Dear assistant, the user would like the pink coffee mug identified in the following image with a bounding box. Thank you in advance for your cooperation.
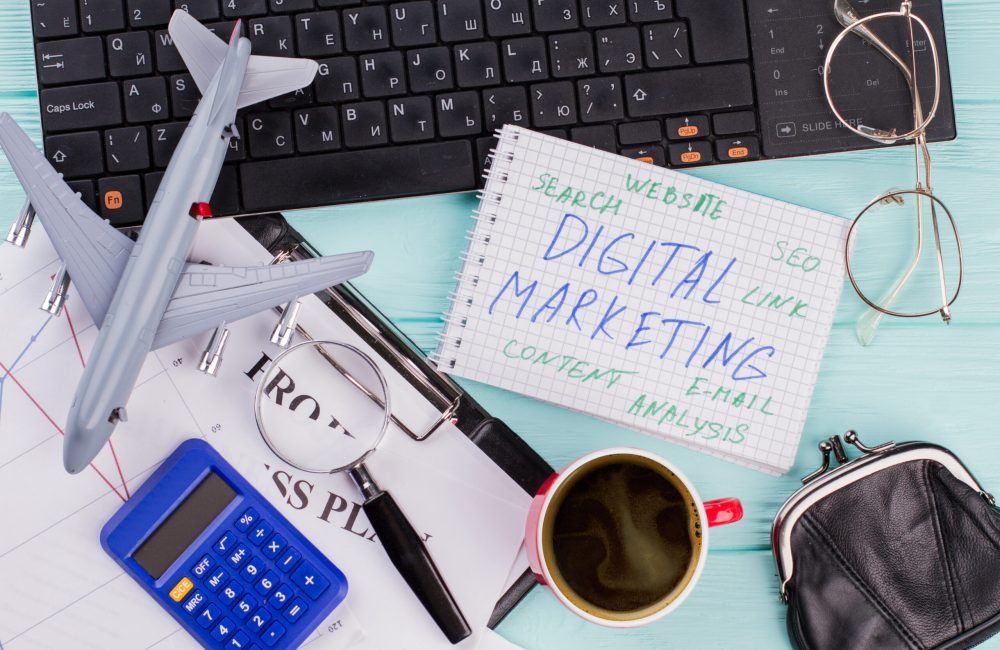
[525,447,742,627]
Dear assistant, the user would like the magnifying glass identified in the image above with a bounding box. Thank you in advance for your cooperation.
[254,340,471,644]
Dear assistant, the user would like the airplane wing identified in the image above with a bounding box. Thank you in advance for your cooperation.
[151,251,374,350]
[0,114,133,328]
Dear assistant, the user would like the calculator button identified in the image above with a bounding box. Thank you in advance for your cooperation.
[197,602,222,628]
[191,554,214,578]
[262,534,286,559]
[255,571,279,596]
[276,547,301,574]
[268,584,293,611]
[241,557,266,582]
[249,521,274,546]
[283,597,308,623]
[248,608,272,633]
[227,630,252,649]
[235,508,260,532]
[182,590,206,615]
[228,544,250,569]
[169,577,194,602]
[220,580,243,606]
[215,530,237,555]
[206,567,230,592]
[211,617,235,642]
[233,594,259,621]
[260,621,287,647]
[292,562,330,599]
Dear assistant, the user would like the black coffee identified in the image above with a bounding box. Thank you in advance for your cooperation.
[551,461,697,612]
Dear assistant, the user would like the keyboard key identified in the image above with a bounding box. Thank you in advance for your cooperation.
[232,594,258,621]
[269,86,314,109]
[220,580,243,606]
[224,0,268,17]
[143,171,163,208]
[39,82,121,132]
[475,135,496,177]
[169,74,199,118]
[107,32,153,77]
[206,567,230,592]
[67,179,98,211]
[483,86,528,130]
[437,1,483,42]
[239,141,475,211]
[342,101,388,147]
[296,11,342,56]
[255,570,279,596]
[182,590,206,615]
[248,113,295,158]
[268,583,294,611]
[227,630,252,650]
[532,0,577,32]
[276,547,302,573]
[716,136,760,161]
[643,22,689,68]
[248,608,272,633]
[666,115,709,140]
[343,6,390,51]
[625,63,753,117]
[389,1,437,48]
[531,81,576,127]
[211,617,235,642]
[123,77,169,123]
[570,125,615,153]
[235,508,259,532]
[628,0,672,22]
[260,621,287,647]
[241,557,266,582]
[387,96,435,141]
[32,0,78,39]
[169,577,194,603]
[501,37,547,83]
[128,0,174,27]
[360,52,407,96]
[617,119,661,144]
[621,144,665,165]
[315,57,360,103]
[173,1,219,21]
[191,554,214,579]
[548,32,594,78]
[105,126,149,173]
[154,29,185,72]
[291,562,330,599]
[455,42,500,88]
[675,0,749,64]
[262,534,287,560]
[436,91,482,137]
[45,131,104,178]
[713,110,756,135]
[197,602,222,629]
[295,107,341,152]
[80,0,125,33]
[215,531,237,556]
[596,27,642,73]
[577,76,623,122]
[408,47,453,93]
[668,140,712,166]
[37,37,105,85]
[271,0,313,12]
[282,597,308,623]
[485,0,530,37]
[581,0,626,27]
[248,16,295,57]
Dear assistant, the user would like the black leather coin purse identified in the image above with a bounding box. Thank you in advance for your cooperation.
[772,431,1000,650]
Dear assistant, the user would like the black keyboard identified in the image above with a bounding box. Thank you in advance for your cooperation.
[29,0,956,226]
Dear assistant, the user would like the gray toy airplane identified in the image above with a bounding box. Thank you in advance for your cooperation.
[0,11,373,474]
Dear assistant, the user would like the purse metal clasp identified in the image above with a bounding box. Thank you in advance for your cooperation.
[801,430,896,484]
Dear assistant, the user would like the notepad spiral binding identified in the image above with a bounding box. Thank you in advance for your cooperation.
[432,128,520,369]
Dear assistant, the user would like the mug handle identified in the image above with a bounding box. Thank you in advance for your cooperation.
[704,498,743,527]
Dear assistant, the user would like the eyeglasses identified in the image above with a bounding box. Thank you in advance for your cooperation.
[823,0,962,345]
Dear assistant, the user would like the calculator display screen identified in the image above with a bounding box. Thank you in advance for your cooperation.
[133,471,236,580]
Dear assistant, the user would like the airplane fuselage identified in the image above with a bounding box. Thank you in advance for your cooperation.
[62,37,252,474]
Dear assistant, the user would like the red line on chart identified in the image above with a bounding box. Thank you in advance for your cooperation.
[65,307,130,499]
[0,360,127,503]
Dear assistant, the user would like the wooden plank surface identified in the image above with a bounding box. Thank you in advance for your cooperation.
[0,1,998,648]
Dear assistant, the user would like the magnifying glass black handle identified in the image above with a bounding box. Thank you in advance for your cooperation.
[363,490,472,644]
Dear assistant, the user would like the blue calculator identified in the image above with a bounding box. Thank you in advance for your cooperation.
[102,439,348,649]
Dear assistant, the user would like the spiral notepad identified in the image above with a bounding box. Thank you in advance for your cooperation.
[435,126,849,474]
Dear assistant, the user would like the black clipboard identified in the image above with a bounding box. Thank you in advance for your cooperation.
[239,214,552,628]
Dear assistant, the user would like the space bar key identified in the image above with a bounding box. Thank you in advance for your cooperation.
[239,141,476,212]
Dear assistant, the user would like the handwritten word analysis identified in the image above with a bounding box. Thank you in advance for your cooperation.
[627,393,749,443]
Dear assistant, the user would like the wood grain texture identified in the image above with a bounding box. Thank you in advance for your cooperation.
[0,1,997,648]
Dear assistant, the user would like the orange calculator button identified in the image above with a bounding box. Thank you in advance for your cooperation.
[677,125,699,138]
[680,151,702,164]
[728,146,750,159]
[169,577,194,602]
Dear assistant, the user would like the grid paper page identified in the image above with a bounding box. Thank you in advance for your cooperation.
[436,126,849,474]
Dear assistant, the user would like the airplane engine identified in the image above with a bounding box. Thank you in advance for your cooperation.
[5,198,35,247]
[41,263,70,315]
[198,324,230,376]
[270,300,301,348]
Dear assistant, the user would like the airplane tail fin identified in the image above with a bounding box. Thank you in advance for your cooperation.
[168,10,318,110]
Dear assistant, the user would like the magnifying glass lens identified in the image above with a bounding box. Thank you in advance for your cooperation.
[255,341,391,474]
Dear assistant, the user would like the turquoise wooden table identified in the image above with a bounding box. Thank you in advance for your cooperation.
[1,2,998,648]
